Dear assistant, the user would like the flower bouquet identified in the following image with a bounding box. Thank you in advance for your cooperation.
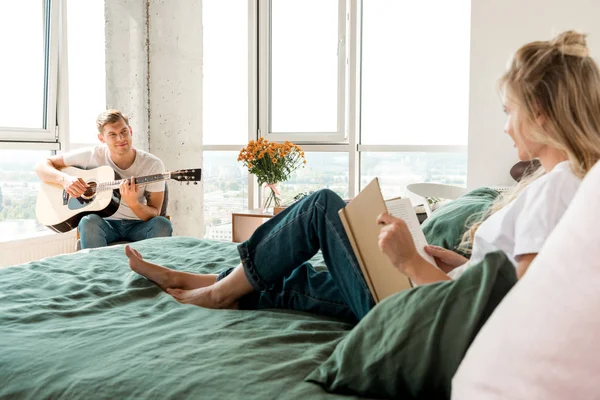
[238,138,306,210]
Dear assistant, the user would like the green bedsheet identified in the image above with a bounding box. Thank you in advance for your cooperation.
[0,237,372,399]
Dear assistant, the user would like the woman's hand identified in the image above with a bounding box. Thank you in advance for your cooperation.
[376,212,422,275]
[423,245,468,273]
[377,213,452,285]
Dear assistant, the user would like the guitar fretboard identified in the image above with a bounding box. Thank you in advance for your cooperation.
[98,173,171,191]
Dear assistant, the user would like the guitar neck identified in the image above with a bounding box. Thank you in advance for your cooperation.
[99,173,171,191]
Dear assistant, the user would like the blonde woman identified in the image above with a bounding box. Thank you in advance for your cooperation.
[126,30,600,322]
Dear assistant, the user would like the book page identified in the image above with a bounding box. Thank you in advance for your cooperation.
[385,198,437,266]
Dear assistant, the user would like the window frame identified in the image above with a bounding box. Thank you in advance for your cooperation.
[0,0,60,144]
[258,0,349,143]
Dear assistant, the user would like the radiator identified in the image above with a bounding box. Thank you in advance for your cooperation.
[0,230,77,268]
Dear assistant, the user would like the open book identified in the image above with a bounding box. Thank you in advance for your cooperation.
[338,178,437,303]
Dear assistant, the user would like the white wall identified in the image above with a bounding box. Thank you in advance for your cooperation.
[468,0,600,188]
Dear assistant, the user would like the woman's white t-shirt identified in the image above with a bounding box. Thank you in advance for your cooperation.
[449,161,580,278]
[63,145,166,220]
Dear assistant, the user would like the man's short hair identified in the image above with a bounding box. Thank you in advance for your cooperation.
[96,109,130,134]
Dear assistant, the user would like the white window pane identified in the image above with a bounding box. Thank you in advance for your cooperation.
[203,151,249,241]
[361,152,467,199]
[277,152,349,203]
[0,1,45,129]
[361,1,471,145]
[67,0,106,144]
[0,150,53,241]
[203,0,248,145]
[271,0,338,132]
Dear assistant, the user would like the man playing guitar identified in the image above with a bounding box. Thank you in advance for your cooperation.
[35,109,172,249]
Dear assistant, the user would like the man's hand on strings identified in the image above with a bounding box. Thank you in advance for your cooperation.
[62,176,89,198]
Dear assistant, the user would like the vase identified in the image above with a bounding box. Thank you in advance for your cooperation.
[262,182,282,212]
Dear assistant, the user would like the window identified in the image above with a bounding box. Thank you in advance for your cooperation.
[204,1,471,241]
[279,152,349,202]
[0,150,53,241]
[0,1,60,243]
[203,152,248,241]
[203,1,248,146]
[0,1,106,243]
[361,152,467,199]
[67,0,106,146]
[0,0,58,142]
[260,0,348,142]
[202,0,251,240]
[360,0,471,146]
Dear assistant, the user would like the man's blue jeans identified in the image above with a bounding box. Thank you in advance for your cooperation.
[78,214,173,249]
[218,189,376,322]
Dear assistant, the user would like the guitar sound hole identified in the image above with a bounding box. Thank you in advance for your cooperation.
[81,182,97,200]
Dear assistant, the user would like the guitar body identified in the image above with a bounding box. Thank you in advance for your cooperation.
[36,166,121,233]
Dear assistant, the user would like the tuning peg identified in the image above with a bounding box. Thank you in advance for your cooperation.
[187,182,190,185]
[194,182,198,185]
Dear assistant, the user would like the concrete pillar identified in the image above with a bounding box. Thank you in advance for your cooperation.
[148,0,203,237]
[105,0,150,151]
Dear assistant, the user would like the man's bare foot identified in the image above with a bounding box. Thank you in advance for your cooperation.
[125,245,218,291]
[166,285,238,309]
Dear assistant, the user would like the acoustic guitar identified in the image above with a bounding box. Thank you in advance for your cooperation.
[36,166,202,233]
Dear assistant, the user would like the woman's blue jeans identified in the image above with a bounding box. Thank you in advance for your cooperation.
[217,189,376,322]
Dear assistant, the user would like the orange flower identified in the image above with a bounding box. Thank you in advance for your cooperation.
[238,139,306,186]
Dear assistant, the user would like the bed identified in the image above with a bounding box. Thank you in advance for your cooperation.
[0,236,372,399]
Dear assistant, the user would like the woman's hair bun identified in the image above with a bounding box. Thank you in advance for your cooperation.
[551,30,589,57]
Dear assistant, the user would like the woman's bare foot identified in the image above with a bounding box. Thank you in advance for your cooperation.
[125,245,218,290]
[166,285,238,309]
[125,245,172,289]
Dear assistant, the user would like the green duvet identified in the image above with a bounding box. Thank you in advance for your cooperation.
[0,237,372,400]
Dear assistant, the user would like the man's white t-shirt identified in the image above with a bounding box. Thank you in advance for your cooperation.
[449,161,580,278]
[63,145,166,220]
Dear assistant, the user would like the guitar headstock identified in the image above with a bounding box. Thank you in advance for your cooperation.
[171,168,202,183]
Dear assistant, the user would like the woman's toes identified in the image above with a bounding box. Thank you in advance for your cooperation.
[124,245,134,258]
[125,245,143,260]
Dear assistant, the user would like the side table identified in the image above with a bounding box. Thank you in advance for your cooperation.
[231,209,274,243]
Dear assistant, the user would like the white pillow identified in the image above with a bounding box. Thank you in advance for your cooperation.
[452,161,600,400]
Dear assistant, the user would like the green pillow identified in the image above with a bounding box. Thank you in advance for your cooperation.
[306,251,517,399]
[422,187,500,257]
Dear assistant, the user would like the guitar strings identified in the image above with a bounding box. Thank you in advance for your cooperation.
[83,182,155,194]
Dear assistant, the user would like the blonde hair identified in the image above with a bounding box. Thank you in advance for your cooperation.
[459,30,600,253]
[96,109,130,134]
